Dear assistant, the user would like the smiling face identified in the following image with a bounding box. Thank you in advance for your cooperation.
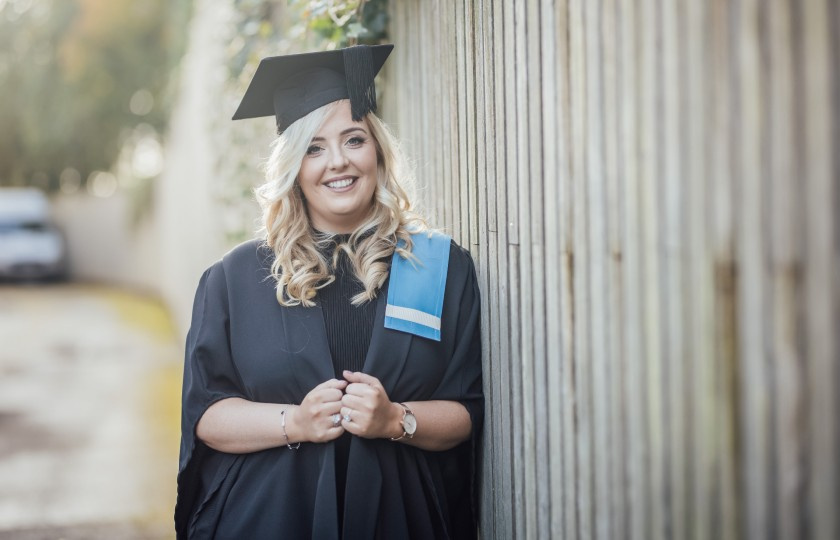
[297,100,379,234]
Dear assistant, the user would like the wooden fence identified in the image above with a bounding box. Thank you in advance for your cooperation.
[382,1,839,538]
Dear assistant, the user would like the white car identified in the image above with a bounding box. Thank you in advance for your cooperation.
[0,188,68,280]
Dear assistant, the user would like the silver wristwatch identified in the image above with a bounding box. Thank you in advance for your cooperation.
[390,402,417,440]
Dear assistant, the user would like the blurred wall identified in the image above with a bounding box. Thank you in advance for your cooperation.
[52,192,160,292]
[154,0,236,338]
[385,1,840,539]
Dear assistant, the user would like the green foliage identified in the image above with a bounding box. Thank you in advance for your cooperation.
[289,0,388,47]
[0,0,191,191]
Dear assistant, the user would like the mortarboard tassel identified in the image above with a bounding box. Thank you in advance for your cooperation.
[343,45,377,121]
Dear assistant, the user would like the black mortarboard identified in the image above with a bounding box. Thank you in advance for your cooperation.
[232,44,394,134]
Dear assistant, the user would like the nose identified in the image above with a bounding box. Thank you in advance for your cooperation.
[328,147,349,170]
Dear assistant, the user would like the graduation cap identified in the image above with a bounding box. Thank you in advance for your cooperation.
[232,44,394,134]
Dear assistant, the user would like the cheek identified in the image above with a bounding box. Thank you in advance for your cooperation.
[297,162,320,193]
[360,149,379,179]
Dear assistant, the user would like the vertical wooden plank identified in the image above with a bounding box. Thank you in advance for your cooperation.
[440,0,451,226]
[763,1,804,539]
[405,1,422,207]
[446,1,459,233]
[397,2,414,211]
[431,0,443,227]
[658,0,687,537]
[568,0,593,538]
[453,0,467,242]
[583,0,612,538]
[680,1,714,538]
[464,0,478,251]
[429,0,446,226]
[474,0,497,538]
[734,1,771,537]
[554,1,579,539]
[830,4,840,540]
[512,0,538,537]
[616,1,648,538]
[503,0,519,249]
[601,0,628,538]
[421,0,431,214]
[522,1,551,539]
[489,1,515,537]
[540,0,565,537]
[500,0,525,536]
[380,0,397,121]
[403,2,417,209]
[706,1,740,537]
[800,1,838,538]
[507,241,525,540]
[638,0,666,536]
[471,0,494,537]
[458,0,470,246]
[477,0,496,238]
[417,1,430,214]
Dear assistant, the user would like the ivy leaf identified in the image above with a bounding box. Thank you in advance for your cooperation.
[346,22,368,38]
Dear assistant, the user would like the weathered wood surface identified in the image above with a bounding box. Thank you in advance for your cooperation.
[383,1,839,538]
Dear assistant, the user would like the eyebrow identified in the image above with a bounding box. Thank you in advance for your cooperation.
[310,127,368,142]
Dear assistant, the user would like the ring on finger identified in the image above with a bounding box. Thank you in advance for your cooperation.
[343,410,352,423]
[331,413,341,427]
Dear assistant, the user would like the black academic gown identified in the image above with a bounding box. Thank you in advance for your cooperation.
[175,239,483,540]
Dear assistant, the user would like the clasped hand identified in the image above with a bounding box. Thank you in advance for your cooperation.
[293,370,399,443]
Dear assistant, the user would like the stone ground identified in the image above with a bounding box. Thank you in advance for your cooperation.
[0,284,182,539]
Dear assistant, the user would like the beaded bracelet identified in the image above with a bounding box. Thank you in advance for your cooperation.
[280,409,300,450]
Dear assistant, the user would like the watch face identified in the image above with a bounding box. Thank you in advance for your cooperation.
[403,413,417,435]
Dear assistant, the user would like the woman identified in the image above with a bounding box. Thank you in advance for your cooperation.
[175,44,483,539]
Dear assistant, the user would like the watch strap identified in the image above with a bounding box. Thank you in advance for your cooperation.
[390,402,415,441]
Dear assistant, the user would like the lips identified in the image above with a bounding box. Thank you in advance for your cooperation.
[324,176,357,190]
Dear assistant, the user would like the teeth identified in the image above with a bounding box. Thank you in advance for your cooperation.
[326,178,354,189]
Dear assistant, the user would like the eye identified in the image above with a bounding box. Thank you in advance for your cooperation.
[346,136,366,147]
[306,144,323,156]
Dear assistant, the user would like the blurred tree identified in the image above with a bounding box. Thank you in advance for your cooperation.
[0,0,191,191]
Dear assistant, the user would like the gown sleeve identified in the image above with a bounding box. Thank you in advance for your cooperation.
[175,261,248,538]
[434,244,484,536]
[435,243,483,430]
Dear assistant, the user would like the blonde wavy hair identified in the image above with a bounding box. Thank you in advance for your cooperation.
[254,100,428,307]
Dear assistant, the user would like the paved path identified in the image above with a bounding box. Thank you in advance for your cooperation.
[0,284,181,539]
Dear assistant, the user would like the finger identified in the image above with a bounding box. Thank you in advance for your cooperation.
[327,411,344,428]
[344,382,377,398]
[340,406,363,423]
[343,406,374,423]
[341,407,375,438]
[315,388,346,403]
[341,416,360,436]
[319,402,344,417]
[342,370,382,388]
[318,425,346,442]
[340,394,368,411]
[311,379,337,391]
[313,378,349,391]
[340,407,362,426]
